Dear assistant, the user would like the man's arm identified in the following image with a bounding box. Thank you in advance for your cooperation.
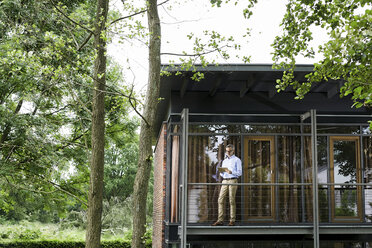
[234,158,242,177]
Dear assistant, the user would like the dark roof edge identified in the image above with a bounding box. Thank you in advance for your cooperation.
[161,63,315,72]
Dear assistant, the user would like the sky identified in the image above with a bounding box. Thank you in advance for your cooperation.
[107,0,328,95]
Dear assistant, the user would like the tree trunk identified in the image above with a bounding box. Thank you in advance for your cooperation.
[131,0,161,247]
[85,0,109,247]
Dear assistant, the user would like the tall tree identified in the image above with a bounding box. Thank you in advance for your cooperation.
[85,0,109,247]
[0,0,95,214]
[132,0,161,247]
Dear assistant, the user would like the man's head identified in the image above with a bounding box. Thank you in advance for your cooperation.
[225,144,235,157]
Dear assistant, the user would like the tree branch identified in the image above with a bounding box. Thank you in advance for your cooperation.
[67,81,92,116]
[4,176,58,195]
[44,178,88,207]
[128,85,150,127]
[109,0,170,26]
[77,33,93,51]
[161,45,230,57]
[50,0,94,34]
[0,99,23,145]
[69,78,149,125]
[4,174,88,207]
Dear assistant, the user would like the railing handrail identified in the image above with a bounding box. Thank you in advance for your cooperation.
[188,182,372,186]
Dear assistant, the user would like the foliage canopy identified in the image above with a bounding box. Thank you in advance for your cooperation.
[272,0,371,112]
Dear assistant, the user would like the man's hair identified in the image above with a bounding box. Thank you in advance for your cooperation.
[226,144,235,151]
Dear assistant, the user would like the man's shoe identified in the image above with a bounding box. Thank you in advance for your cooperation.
[211,221,223,226]
[228,221,235,226]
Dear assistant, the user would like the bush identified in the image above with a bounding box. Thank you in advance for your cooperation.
[123,227,152,247]
[0,240,152,248]
[0,232,10,239]
[17,229,41,240]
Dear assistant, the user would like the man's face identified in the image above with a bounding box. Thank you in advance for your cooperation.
[225,148,233,157]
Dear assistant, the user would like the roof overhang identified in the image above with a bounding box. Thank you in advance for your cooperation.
[155,64,371,137]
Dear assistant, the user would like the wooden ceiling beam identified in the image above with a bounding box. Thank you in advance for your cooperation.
[180,77,188,98]
[209,77,223,97]
[240,74,255,98]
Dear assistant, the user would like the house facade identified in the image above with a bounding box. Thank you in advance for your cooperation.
[152,64,372,248]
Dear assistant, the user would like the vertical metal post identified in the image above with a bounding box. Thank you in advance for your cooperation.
[165,124,172,246]
[311,109,319,248]
[300,120,305,223]
[180,108,189,248]
[275,135,279,222]
[360,128,366,221]
[240,134,245,221]
[326,136,331,222]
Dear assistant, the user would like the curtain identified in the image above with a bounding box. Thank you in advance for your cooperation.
[278,136,301,223]
[304,136,313,222]
[170,135,179,223]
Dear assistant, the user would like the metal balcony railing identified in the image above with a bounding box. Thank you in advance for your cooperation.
[184,182,372,225]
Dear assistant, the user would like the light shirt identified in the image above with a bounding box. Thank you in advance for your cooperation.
[220,154,242,179]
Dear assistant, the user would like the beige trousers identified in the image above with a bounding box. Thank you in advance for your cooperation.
[217,179,238,222]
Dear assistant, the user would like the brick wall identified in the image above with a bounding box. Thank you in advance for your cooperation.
[152,124,167,248]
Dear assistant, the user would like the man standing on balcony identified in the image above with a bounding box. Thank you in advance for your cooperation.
[212,144,242,226]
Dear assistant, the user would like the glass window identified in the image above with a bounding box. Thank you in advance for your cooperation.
[330,136,362,221]
[303,137,313,222]
[277,136,302,223]
[317,126,360,134]
[363,137,372,222]
[362,126,371,135]
[187,135,241,223]
[304,125,361,134]
[243,136,275,220]
[170,135,180,223]
[317,136,330,222]
[242,125,300,134]
[171,124,181,134]
[189,124,241,133]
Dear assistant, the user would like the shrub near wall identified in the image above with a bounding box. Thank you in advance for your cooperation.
[0,240,152,248]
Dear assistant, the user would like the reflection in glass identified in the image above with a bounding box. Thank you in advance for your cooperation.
[318,185,329,223]
[363,137,372,222]
[331,137,361,220]
[242,125,300,134]
[189,124,241,133]
[304,125,361,134]
[304,137,313,221]
[317,136,329,222]
[362,126,371,135]
[322,242,366,248]
[317,126,360,134]
[317,136,328,184]
[278,136,301,222]
[244,137,274,219]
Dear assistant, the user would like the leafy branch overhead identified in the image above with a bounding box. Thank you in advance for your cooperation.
[162,29,250,81]
[271,0,371,110]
